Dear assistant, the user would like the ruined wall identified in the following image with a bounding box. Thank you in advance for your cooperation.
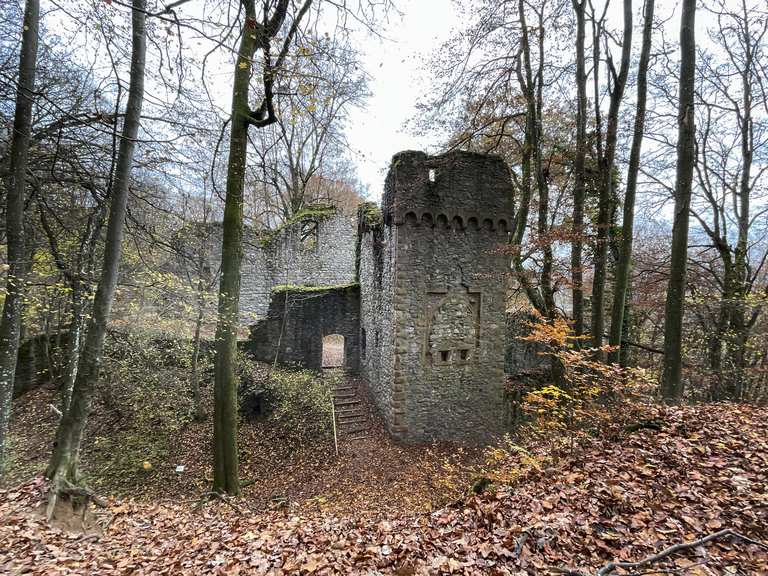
[366,150,514,443]
[179,208,357,323]
[262,211,357,290]
[505,311,550,376]
[357,205,396,428]
[246,285,360,371]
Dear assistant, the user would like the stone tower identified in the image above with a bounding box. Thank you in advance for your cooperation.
[359,150,513,442]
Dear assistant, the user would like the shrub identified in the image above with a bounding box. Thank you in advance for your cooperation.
[87,330,212,491]
[519,312,655,445]
[238,353,333,442]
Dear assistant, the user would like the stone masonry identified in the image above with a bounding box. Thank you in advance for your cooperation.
[358,150,513,442]
[181,207,357,322]
[227,150,541,443]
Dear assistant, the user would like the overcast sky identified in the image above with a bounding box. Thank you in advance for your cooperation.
[344,1,461,200]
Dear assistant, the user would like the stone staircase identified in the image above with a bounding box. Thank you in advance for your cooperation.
[330,375,371,441]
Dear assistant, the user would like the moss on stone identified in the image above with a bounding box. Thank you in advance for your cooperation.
[271,282,359,295]
[260,204,338,246]
[358,202,383,229]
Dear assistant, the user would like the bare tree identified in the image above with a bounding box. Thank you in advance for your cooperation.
[571,0,587,336]
[661,0,697,400]
[608,0,655,364]
[250,32,367,224]
[46,0,147,502]
[685,0,768,398]
[0,0,39,476]
[590,0,632,352]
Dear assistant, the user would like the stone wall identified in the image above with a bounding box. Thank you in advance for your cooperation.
[180,207,358,323]
[246,285,360,371]
[505,311,550,376]
[364,150,514,443]
[357,205,396,428]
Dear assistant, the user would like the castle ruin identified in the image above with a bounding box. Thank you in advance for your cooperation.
[209,150,537,442]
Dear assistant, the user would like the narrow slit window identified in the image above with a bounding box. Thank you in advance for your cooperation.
[440,350,450,363]
[459,349,469,361]
[300,220,318,250]
[428,168,436,183]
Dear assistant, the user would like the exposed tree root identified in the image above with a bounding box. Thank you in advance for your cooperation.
[46,473,107,523]
[192,490,245,515]
[557,528,768,576]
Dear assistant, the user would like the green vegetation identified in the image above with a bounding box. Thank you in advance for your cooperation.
[271,282,359,294]
[259,204,338,247]
[87,331,213,494]
[358,201,383,229]
[238,353,333,442]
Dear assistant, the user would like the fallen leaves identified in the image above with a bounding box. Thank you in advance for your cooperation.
[1,404,767,575]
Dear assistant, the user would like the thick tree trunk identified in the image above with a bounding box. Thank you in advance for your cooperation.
[591,0,632,352]
[571,0,587,336]
[609,0,655,363]
[46,0,146,487]
[661,0,696,400]
[212,0,307,496]
[212,1,263,497]
[0,0,39,476]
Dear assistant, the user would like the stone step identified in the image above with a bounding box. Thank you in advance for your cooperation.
[336,405,363,412]
[337,411,364,420]
[339,421,367,429]
[333,386,356,392]
[333,399,361,407]
[333,392,357,399]
[349,435,369,441]
[338,415,366,423]
[341,426,369,434]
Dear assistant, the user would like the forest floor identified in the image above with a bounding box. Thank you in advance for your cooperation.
[2,389,767,574]
[3,373,488,516]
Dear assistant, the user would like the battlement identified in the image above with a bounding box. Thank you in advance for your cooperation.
[382,150,514,227]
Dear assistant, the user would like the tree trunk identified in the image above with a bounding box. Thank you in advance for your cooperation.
[661,0,696,400]
[591,0,632,352]
[0,0,39,477]
[511,0,548,317]
[191,272,207,422]
[534,13,555,318]
[212,0,308,496]
[46,0,146,489]
[60,289,85,412]
[571,0,587,336]
[212,1,263,497]
[609,0,655,363]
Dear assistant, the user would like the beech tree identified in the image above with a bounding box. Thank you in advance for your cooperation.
[589,0,632,351]
[608,0,655,364]
[46,0,147,503]
[0,0,39,476]
[661,0,697,400]
[570,0,587,336]
[213,0,314,496]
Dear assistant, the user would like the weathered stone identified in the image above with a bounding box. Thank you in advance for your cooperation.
[359,150,514,443]
[191,153,548,443]
[246,285,360,372]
